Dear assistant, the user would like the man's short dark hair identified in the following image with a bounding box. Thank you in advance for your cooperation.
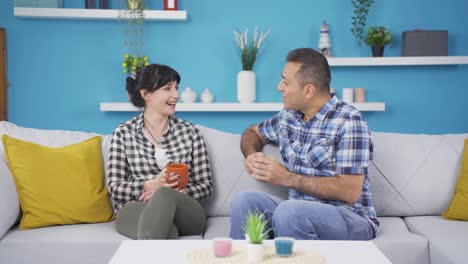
[286,48,331,93]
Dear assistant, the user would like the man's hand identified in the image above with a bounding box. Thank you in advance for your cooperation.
[244,152,266,175]
[250,155,291,187]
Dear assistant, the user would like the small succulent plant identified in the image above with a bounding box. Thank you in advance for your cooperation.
[242,211,272,244]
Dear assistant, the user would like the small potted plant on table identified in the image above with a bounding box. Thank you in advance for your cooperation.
[242,211,272,263]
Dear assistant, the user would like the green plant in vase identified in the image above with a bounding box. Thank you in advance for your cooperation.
[351,0,374,47]
[242,211,272,244]
[242,211,272,262]
[122,54,149,74]
[127,0,144,10]
[233,27,271,71]
[119,0,149,74]
[364,26,392,57]
[233,27,270,104]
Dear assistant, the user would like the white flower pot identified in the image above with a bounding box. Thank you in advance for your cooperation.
[237,71,256,104]
[247,243,264,263]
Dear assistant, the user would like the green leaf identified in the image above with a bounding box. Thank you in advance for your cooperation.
[350,0,374,46]
[242,211,271,244]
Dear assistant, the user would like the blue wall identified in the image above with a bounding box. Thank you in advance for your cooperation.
[1,0,467,135]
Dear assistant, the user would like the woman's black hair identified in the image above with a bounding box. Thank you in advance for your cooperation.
[126,64,181,107]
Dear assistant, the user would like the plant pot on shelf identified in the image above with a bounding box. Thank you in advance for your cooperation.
[237,71,256,104]
[371,46,385,57]
[127,0,143,10]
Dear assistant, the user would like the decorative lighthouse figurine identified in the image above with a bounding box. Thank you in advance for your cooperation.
[318,21,332,57]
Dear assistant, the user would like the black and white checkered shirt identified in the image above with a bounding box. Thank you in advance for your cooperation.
[106,113,213,212]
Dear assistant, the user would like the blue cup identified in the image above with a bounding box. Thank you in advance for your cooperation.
[274,237,295,257]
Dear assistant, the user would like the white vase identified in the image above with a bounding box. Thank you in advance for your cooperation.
[200,88,214,103]
[181,86,196,103]
[237,71,256,104]
[247,243,264,263]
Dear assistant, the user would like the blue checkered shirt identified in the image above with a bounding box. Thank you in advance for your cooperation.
[258,95,379,229]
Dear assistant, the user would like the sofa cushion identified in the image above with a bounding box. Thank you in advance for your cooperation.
[405,216,468,264]
[0,222,126,264]
[3,135,115,230]
[0,121,115,206]
[369,132,468,216]
[373,217,429,264]
[197,125,288,217]
[196,125,244,217]
[443,138,468,221]
[0,221,201,264]
[0,121,107,164]
[0,121,113,238]
[0,159,20,239]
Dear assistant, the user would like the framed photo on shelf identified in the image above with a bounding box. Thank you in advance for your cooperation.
[164,0,178,10]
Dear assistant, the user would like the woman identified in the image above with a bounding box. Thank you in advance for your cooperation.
[106,64,213,239]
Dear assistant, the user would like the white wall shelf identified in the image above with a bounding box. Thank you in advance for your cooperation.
[14,7,187,21]
[100,102,386,112]
[327,56,468,66]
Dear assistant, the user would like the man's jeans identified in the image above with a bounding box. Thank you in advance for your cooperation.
[230,191,375,240]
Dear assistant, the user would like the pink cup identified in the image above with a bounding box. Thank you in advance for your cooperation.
[213,237,232,258]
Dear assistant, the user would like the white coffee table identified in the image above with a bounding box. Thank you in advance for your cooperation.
[109,240,391,264]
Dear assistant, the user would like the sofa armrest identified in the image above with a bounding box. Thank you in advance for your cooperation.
[0,159,20,240]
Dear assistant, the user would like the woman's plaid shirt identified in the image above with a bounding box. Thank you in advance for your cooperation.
[106,113,213,212]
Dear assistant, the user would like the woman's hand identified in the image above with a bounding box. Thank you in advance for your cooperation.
[139,190,155,202]
[140,185,186,202]
[141,168,179,201]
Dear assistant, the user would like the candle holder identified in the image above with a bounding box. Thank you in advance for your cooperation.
[354,88,366,102]
[342,88,354,103]
[274,237,295,257]
[213,237,232,258]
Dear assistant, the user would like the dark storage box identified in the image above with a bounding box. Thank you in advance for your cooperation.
[401,30,448,56]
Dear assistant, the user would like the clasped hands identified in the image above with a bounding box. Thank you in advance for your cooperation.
[140,168,186,202]
[245,152,291,186]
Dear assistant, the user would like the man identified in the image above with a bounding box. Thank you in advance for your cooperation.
[230,48,379,240]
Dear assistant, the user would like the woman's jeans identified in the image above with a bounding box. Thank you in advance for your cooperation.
[230,190,375,240]
[116,187,205,239]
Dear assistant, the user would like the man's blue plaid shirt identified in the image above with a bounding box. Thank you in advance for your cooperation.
[258,95,379,229]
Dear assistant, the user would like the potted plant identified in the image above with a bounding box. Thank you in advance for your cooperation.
[351,0,374,47]
[122,54,149,75]
[233,27,271,104]
[364,26,392,57]
[242,211,272,263]
[119,0,149,75]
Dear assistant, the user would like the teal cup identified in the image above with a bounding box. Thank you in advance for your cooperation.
[274,237,295,257]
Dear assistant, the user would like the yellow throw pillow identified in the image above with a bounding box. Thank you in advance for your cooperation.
[2,135,115,230]
[443,138,468,221]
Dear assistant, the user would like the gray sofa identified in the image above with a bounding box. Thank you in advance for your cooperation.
[0,121,467,264]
